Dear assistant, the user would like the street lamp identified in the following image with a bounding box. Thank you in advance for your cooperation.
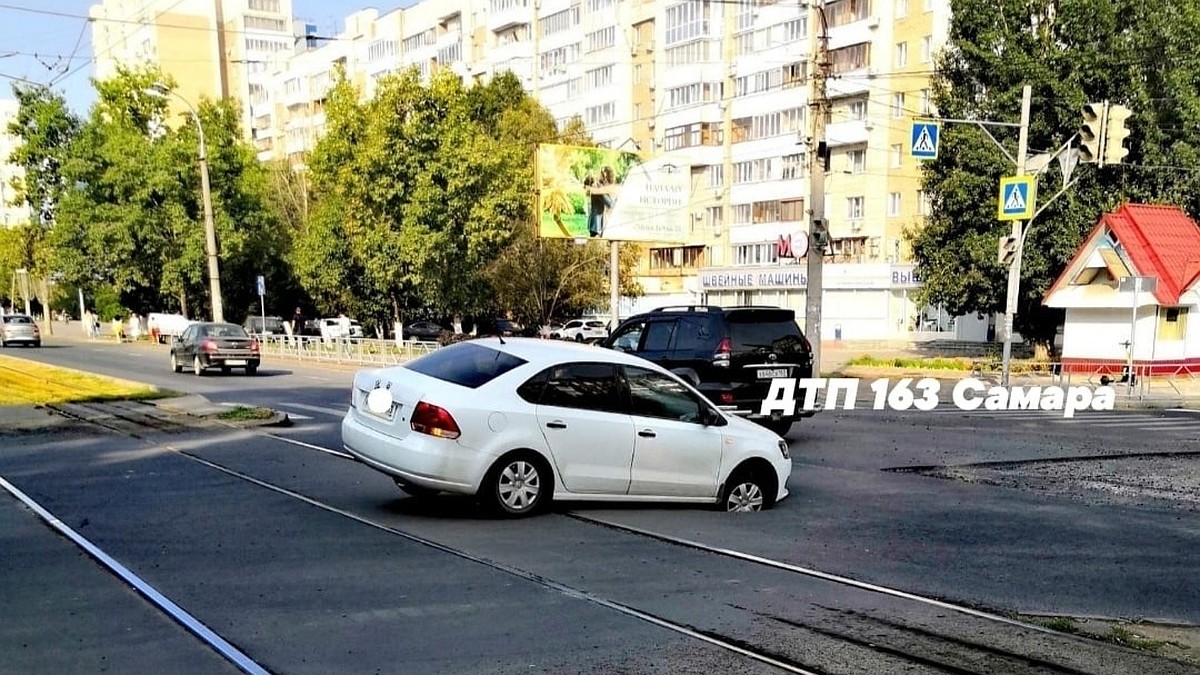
[144,83,224,323]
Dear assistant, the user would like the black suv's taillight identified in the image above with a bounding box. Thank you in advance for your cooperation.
[713,336,731,367]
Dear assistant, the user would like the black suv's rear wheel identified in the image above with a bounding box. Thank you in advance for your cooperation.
[760,419,793,437]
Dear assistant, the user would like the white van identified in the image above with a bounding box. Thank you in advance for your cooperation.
[148,313,197,343]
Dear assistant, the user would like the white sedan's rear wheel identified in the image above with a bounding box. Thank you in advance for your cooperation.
[482,454,552,517]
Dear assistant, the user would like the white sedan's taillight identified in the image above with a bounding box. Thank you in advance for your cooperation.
[410,401,461,439]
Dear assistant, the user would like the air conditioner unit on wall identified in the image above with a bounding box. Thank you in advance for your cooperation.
[867,16,880,28]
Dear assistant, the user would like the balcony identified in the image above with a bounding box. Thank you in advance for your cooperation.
[827,71,872,98]
[825,118,870,147]
[488,4,531,33]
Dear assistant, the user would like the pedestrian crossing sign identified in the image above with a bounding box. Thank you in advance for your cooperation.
[997,176,1036,221]
[910,121,940,159]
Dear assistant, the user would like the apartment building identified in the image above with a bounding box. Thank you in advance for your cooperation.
[129,0,975,339]
[0,100,32,228]
[89,0,294,139]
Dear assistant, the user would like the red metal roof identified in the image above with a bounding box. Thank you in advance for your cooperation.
[1044,203,1200,305]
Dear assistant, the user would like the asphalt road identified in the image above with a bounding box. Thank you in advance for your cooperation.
[2,337,1199,674]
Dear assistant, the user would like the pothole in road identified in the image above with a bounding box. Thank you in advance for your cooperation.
[891,453,1200,511]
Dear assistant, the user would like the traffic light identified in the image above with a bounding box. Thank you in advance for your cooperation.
[1079,102,1108,165]
[998,235,1018,266]
[810,218,829,252]
[1103,104,1132,165]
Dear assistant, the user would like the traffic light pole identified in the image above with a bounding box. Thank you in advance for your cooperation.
[1000,85,1032,387]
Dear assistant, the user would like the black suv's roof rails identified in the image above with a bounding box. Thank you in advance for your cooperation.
[650,305,724,313]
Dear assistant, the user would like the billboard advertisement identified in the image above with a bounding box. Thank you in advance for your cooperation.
[536,143,690,243]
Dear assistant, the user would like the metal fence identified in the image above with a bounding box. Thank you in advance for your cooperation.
[259,335,440,366]
[967,359,1200,401]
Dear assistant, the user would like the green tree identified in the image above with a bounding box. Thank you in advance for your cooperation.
[907,0,1200,352]
[299,68,576,332]
[6,83,81,227]
[50,65,284,320]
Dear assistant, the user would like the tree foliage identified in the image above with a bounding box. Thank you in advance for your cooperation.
[296,68,634,331]
[46,65,285,319]
[908,0,1200,347]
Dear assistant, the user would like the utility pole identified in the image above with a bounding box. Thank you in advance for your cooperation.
[1000,85,1032,386]
[719,0,735,283]
[805,6,831,375]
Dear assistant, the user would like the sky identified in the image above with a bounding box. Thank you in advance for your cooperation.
[0,0,419,115]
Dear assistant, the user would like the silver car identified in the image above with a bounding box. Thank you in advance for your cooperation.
[1,314,41,347]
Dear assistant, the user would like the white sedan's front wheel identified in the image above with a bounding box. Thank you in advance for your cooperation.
[722,471,767,512]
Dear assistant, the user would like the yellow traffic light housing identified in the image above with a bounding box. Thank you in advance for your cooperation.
[1103,104,1132,165]
[1079,102,1107,165]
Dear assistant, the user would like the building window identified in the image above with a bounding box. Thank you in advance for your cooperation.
[782,62,806,88]
[650,246,704,269]
[706,164,723,187]
[665,40,711,66]
[828,0,870,26]
[586,26,616,52]
[920,88,932,114]
[895,42,908,68]
[249,0,280,11]
[732,204,752,224]
[829,43,870,74]
[585,65,613,90]
[848,99,867,120]
[540,43,581,75]
[917,190,931,215]
[781,153,805,180]
[1158,307,1188,341]
[895,0,908,17]
[888,192,901,216]
[921,35,933,62]
[368,39,398,62]
[586,0,615,10]
[848,148,866,173]
[780,198,805,221]
[890,143,902,167]
[707,206,724,228]
[585,102,616,125]
[891,93,906,118]
[753,200,780,223]
[539,6,580,37]
[734,243,779,266]
[664,0,709,47]
[491,0,528,10]
[846,196,864,220]
[245,15,286,31]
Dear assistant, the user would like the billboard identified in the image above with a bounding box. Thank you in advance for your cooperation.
[536,143,690,243]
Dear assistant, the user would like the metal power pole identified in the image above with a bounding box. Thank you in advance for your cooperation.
[1000,85,1032,386]
[805,7,831,375]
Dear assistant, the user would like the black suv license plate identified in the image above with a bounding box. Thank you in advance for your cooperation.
[756,368,790,379]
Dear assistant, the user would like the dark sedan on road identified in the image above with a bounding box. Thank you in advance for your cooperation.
[0,314,41,347]
[402,320,448,341]
[170,322,261,376]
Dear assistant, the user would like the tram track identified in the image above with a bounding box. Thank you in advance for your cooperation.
[7,404,1194,675]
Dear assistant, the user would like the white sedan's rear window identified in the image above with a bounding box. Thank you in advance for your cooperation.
[405,341,527,388]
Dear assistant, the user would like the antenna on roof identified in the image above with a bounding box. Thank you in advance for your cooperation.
[497,334,506,345]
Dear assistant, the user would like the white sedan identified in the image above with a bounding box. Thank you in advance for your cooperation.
[341,338,792,517]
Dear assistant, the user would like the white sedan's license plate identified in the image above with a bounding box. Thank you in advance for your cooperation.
[226,359,247,366]
[757,368,789,379]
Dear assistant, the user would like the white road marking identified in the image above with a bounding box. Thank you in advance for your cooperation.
[277,402,348,418]
[0,476,271,675]
[260,433,353,459]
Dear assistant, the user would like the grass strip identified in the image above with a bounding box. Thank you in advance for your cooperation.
[0,354,165,407]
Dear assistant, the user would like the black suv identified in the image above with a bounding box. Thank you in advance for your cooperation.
[601,305,814,436]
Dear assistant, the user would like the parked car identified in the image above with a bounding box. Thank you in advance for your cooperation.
[317,317,364,340]
[340,338,792,517]
[169,322,261,375]
[148,312,196,344]
[0,314,40,347]
[244,315,286,336]
[601,305,814,437]
[402,320,448,341]
[475,318,521,337]
[552,319,609,342]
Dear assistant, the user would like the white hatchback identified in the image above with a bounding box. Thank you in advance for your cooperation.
[553,319,608,342]
[341,338,793,517]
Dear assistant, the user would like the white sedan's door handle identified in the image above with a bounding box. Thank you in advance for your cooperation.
[546,420,567,429]
[637,428,656,438]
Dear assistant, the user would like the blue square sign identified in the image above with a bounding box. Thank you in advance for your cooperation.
[910,121,940,160]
